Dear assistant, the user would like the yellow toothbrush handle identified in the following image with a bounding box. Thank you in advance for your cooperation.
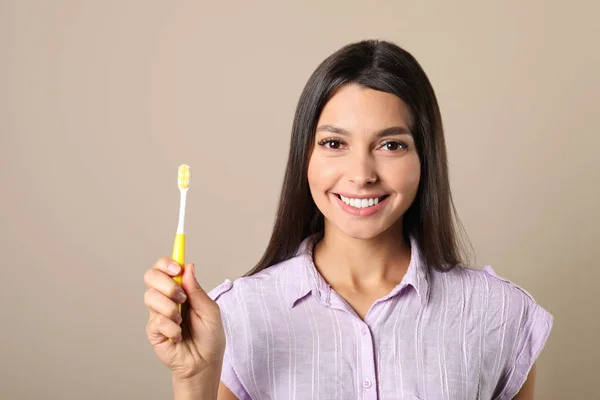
[172,233,185,312]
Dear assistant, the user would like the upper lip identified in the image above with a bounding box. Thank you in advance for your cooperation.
[334,192,388,199]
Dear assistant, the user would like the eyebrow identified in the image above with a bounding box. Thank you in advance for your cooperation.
[315,124,412,138]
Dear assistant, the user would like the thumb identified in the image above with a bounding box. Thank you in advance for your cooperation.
[181,263,215,314]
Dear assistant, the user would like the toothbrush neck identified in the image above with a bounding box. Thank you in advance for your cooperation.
[177,188,188,233]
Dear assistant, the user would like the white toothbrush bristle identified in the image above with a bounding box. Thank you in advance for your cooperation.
[177,164,191,189]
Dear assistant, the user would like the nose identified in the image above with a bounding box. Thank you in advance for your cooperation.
[348,152,377,186]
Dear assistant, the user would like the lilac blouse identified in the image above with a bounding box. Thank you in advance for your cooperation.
[207,235,553,399]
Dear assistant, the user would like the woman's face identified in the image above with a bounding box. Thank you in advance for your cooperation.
[307,83,421,240]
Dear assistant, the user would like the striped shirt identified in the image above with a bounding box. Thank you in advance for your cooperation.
[207,234,554,399]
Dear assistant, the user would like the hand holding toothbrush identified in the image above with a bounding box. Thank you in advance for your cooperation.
[144,259,226,380]
[143,165,226,386]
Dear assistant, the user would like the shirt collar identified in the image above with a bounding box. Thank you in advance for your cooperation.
[285,233,430,308]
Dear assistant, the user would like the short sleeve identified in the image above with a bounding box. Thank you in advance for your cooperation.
[220,355,252,400]
[207,279,252,400]
[207,278,234,302]
[485,266,554,399]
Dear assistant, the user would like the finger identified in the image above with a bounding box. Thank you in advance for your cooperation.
[181,263,220,318]
[147,314,183,345]
[144,268,188,304]
[152,257,183,277]
[144,288,183,325]
[146,309,177,343]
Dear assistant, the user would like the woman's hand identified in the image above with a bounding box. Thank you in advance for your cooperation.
[144,258,226,381]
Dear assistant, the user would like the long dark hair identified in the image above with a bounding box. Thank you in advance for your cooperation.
[243,39,472,277]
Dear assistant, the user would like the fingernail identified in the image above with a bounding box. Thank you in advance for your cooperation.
[177,290,187,303]
[176,313,182,325]
[168,262,181,274]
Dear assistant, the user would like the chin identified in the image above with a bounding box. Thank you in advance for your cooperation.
[343,230,382,240]
[330,221,390,241]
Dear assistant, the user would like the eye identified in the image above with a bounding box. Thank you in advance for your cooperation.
[318,138,346,150]
[380,140,408,151]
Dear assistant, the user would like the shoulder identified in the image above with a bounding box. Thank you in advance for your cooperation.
[205,256,301,366]
[439,263,545,308]
[435,264,553,398]
[474,264,554,344]
[206,255,301,311]
[434,264,554,332]
[471,266,553,398]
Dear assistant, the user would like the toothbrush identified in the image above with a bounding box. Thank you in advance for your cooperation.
[172,164,190,313]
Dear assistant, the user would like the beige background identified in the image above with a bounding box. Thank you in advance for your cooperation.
[1,1,598,399]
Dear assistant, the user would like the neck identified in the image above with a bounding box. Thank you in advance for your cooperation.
[312,225,411,293]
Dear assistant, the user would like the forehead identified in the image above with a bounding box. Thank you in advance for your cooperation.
[317,83,413,129]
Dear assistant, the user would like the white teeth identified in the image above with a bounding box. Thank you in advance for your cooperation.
[339,195,383,209]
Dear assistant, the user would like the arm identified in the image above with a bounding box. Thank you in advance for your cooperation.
[172,372,239,400]
[512,363,536,400]
[218,382,239,400]
[172,368,222,400]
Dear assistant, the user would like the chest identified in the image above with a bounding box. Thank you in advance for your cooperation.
[239,294,511,400]
[330,283,401,321]
[337,292,381,320]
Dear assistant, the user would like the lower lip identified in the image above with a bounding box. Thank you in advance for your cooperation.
[334,194,388,216]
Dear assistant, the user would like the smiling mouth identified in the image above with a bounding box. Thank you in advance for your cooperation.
[334,193,390,209]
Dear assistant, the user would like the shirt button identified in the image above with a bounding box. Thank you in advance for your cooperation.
[363,379,372,388]
[360,326,368,335]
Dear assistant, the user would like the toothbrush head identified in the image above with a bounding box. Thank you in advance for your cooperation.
[178,164,191,189]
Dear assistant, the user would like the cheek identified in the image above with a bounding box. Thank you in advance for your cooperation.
[405,163,421,188]
[387,157,421,191]
[307,156,339,192]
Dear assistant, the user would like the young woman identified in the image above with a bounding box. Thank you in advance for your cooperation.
[144,40,553,400]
